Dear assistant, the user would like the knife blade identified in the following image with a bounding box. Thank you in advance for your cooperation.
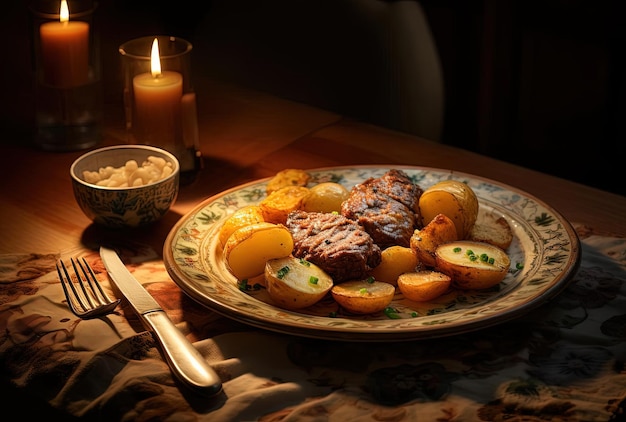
[100,246,222,396]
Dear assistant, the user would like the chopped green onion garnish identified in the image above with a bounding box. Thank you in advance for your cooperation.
[277,266,290,279]
[453,247,462,253]
[384,307,401,319]
[366,276,375,284]
[359,288,368,294]
[238,279,263,291]
[309,276,319,285]
[238,279,249,291]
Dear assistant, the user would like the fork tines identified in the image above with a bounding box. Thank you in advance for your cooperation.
[56,257,121,319]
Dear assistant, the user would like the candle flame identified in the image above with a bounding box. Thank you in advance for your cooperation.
[150,38,162,78]
[59,0,69,23]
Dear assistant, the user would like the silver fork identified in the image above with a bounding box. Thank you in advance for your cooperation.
[57,257,121,319]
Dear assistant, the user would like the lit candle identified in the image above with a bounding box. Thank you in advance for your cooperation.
[132,38,183,151]
[39,0,89,88]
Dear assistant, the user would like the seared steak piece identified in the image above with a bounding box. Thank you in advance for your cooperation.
[341,169,423,248]
[286,210,382,283]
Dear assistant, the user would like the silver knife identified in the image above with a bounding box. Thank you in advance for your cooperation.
[100,246,222,396]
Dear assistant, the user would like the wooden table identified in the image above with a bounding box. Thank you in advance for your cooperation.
[2,78,626,421]
[1,78,624,256]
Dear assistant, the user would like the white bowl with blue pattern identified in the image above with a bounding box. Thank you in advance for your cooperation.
[70,145,180,228]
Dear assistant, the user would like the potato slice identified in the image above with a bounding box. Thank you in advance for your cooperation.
[265,256,333,309]
[419,180,479,239]
[369,245,418,286]
[410,213,458,268]
[259,185,311,224]
[468,209,513,250]
[223,222,294,280]
[435,241,510,290]
[331,279,395,314]
[301,182,350,213]
[218,205,266,248]
[266,169,311,194]
[397,270,451,302]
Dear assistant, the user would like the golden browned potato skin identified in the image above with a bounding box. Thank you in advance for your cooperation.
[331,279,395,314]
[410,213,458,267]
[397,270,452,302]
[369,246,418,286]
[218,205,266,248]
[259,185,311,224]
[266,169,311,194]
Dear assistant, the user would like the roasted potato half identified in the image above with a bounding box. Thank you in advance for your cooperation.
[301,182,350,213]
[266,169,311,194]
[410,213,458,268]
[259,185,311,224]
[397,270,451,302]
[218,205,266,248]
[223,222,294,280]
[435,241,510,290]
[369,245,419,286]
[419,180,479,239]
[265,256,333,310]
[331,279,396,314]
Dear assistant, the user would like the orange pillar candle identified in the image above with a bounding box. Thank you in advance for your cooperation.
[132,38,183,151]
[39,0,89,88]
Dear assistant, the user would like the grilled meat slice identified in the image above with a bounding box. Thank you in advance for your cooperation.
[286,210,382,283]
[341,169,423,248]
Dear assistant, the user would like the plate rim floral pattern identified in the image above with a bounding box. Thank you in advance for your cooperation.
[163,165,581,341]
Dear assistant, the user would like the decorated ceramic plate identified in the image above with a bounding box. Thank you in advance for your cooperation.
[163,166,581,341]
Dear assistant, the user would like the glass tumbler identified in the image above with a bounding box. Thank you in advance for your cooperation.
[29,0,102,151]
[119,35,201,183]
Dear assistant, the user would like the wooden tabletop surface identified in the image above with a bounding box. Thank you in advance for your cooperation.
[1,78,624,256]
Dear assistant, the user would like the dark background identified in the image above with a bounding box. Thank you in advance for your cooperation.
[2,0,624,195]
[421,0,625,197]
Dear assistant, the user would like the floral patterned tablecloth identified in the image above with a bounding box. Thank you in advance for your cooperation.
[1,225,625,421]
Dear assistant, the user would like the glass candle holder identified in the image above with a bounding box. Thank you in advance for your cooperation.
[119,36,201,183]
[29,0,102,151]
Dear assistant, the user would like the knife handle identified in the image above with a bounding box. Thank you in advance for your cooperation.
[142,310,223,396]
